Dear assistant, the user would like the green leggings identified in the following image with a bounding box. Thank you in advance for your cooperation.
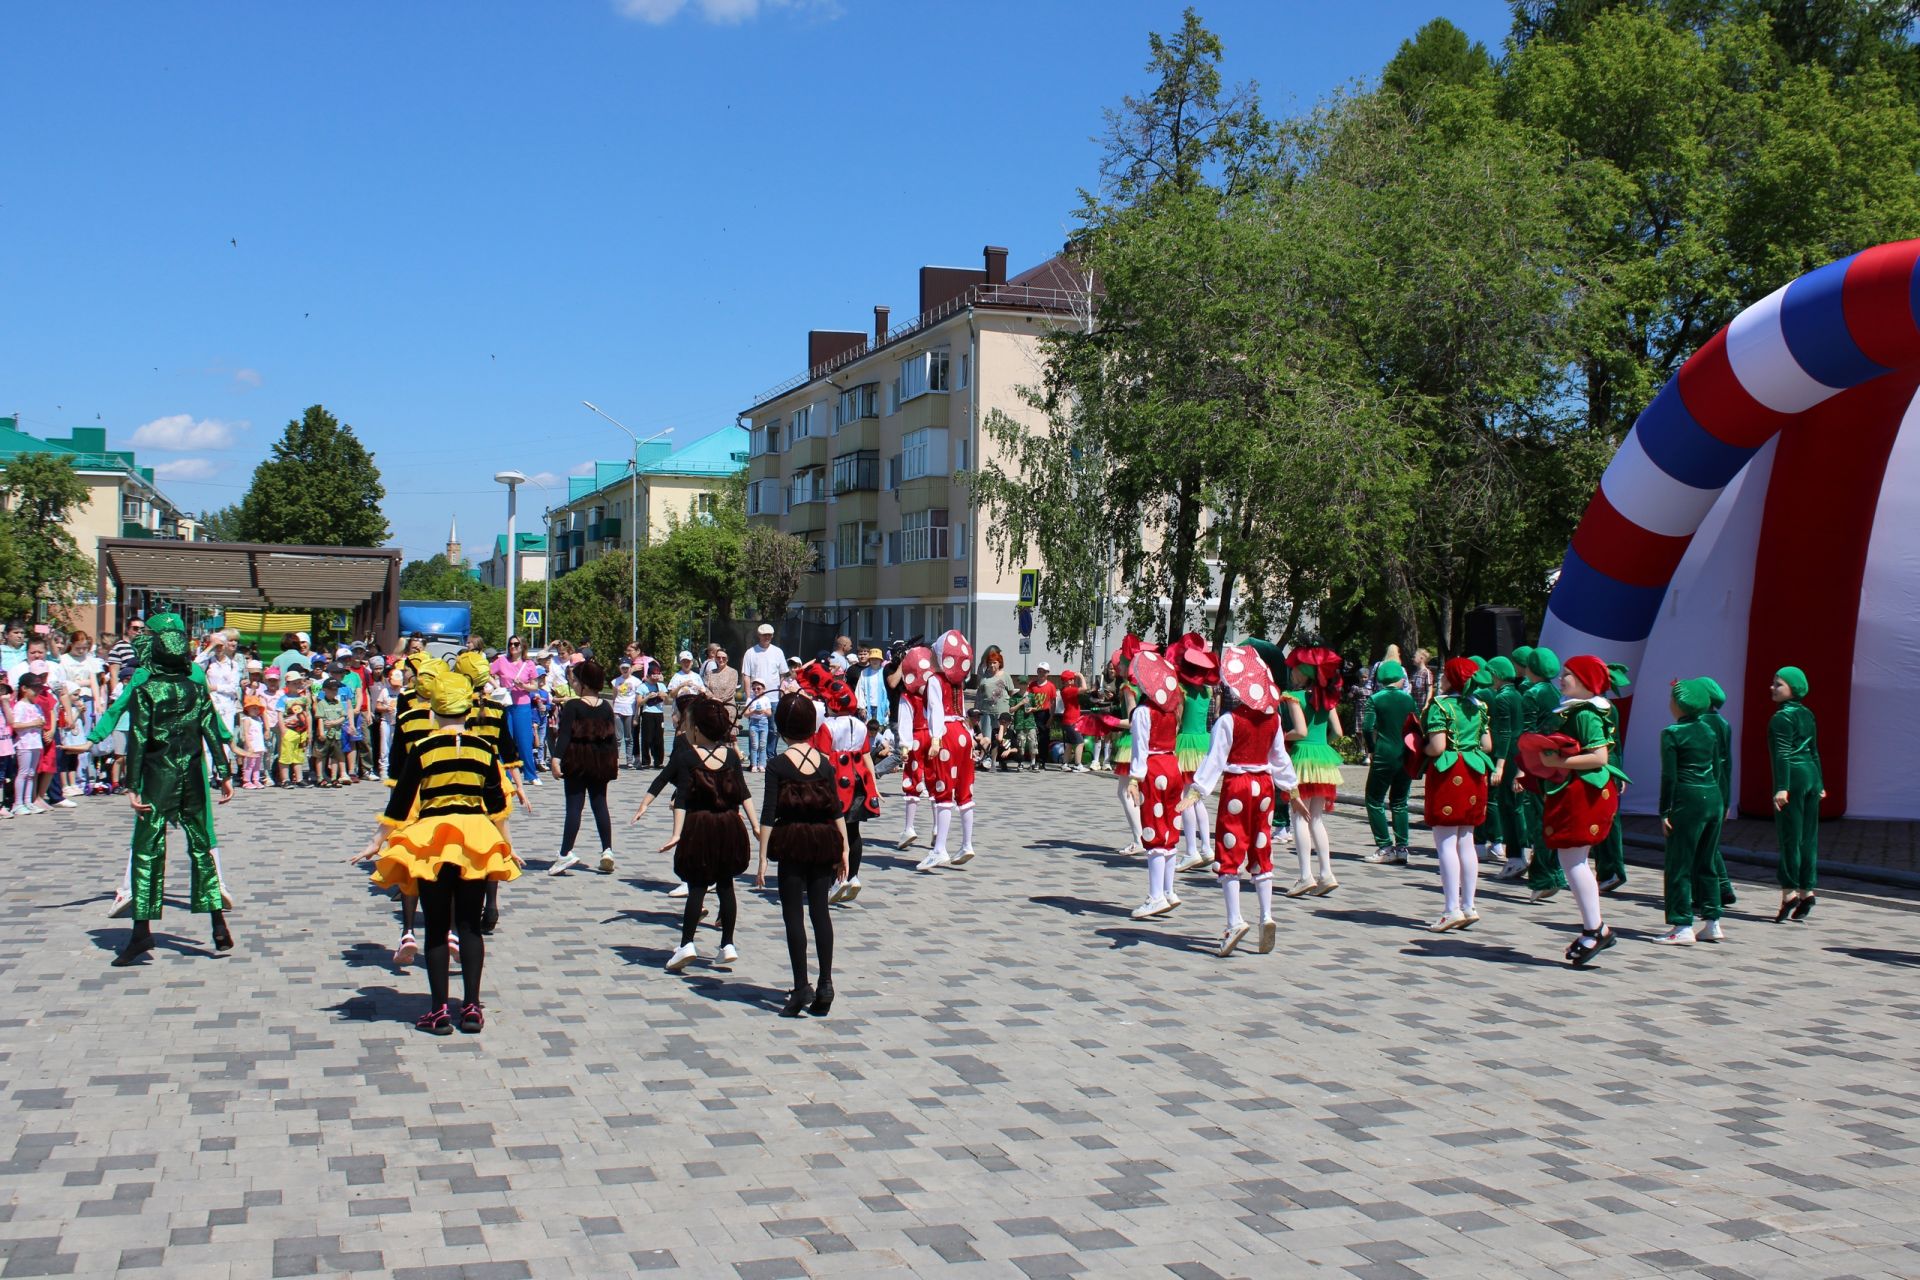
[1663,788,1723,925]
[1521,789,1567,890]
[1775,773,1820,892]
[1364,762,1410,848]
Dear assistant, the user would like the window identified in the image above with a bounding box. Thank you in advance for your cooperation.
[897,348,951,402]
[834,383,878,429]
[122,497,144,522]
[806,537,828,573]
[953,521,968,559]
[788,467,826,507]
[831,450,879,495]
[747,477,783,516]
[955,439,968,472]
[886,454,902,491]
[901,428,949,482]
[791,404,816,440]
[836,521,877,567]
[957,352,970,389]
[696,492,715,519]
[900,508,950,562]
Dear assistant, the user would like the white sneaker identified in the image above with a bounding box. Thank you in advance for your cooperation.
[548,852,581,876]
[54,798,77,809]
[1163,891,1181,912]
[1427,911,1466,933]
[915,850,951,872]
[1529,887,1560,903]
[108,890,133,919]
[897,829,919,850]
[1457,908,1481,929]
[1217,921,1251,956]
[1175,851,1211,873]
[1363,849,1394,864]
[531,777,544,787]
[1309,877,1339,897]
[1284,878,1318,898]
[1130,896,1169,920]
[1389,848,1409,865]
[1696,919,1724,942]
[599,851,617,874]
[719,943,738,964]
[394,932,418,966]
[841,876,862,902]
[829,880,851,904]
[666,943,698,972]
[1657,924,1695,945]
[1257,918,1277,953]
[948,847,975,867]
[1118,841,1144,856]
[668,882,690,898]
[1496,857,1527,881]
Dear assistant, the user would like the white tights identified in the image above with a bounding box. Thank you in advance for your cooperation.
[900,795,919,839]
[1291,797,1332,880]
[1182,800,1211,858]
[1562,845,1603,930]
[1117,776,1142,845]
[959,804,974,853]
[1146,851,1173,902]
[1432,826,1478,915]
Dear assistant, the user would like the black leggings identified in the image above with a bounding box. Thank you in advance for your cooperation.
[560,776,612,857]
[777,866,834,989]
[639,716,665,767]
[420,866,486,1010]
[682,878,737,946]
[845,808,865,879]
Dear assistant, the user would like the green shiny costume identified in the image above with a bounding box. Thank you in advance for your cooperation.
[1660,680,1723,926]
[1488,662,1525,856]
[1361,681,1416,849]
[121,618,231,921]
[1522,649,1568,891]
[1591,664,1633,886]
[90,617,228,861]
[1702,678,1736,904]
[1770,669,1822,892]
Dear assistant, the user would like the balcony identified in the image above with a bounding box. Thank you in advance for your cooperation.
[833,417,881,454]
[788,432,826,470]
[797,573,828,606]
[833,489,879,524]
[896,390,949,433]
[897,559,953,599]
[586,517,622,544]
[898,474,951,514]
[830,565,876,601]
[749,452,783,483]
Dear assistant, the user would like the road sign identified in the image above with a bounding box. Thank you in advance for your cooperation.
[1018,607,1032,638]
[522,609,543,629]
[1018,568,1039,608]
[327,612,350,631]
[1018,637,1031,655]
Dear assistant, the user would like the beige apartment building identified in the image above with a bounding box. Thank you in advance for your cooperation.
[546,426,748,578]
[741,245,1112,669]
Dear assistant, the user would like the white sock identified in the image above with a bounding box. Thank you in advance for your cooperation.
[932,804,952,858]
[1435,827,1461,914]
[1193,799,1212,853]
[1254,873,1273,920]
[1221,876,1242,927]
[960,805,975,851]
[1564,846,1603,930]
[1293,811,1313,880]
[1459,831,1478,911]
[1118,778,1142,842]
[1146,852,1168,901]
[901,796,918,837]
[118,847,135,898]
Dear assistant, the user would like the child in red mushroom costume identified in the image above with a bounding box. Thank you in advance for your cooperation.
[1125,649,1187,920]
[796,662,882,904]
[1175,644,1300,957]
[1165,632,1220,876]
[890,644,935,851]
[915,629,979,873]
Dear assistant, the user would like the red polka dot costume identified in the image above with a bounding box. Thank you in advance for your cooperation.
[892,646,934,847]
[1128,650,1185,910]
[922,630,978,869]
[1185,644,1299,949]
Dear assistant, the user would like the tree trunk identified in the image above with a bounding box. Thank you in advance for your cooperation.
[1162,476,1201,642]
[1209,497,1257,655]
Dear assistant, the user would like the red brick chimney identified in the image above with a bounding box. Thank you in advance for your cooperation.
[983,245,1008,285]
[874,305,890,344]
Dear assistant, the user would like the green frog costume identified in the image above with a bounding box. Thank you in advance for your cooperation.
[1770,665,1823,901]
[1361,661,1415,854]
[1659,678,1724,928]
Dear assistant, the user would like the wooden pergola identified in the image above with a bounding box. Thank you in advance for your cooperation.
[96,538,403,651]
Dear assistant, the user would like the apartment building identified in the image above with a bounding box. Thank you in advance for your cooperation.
[740,244,1110,668]
[547,426,748,578]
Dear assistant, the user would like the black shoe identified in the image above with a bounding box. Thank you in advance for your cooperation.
[459,1002,485,1034]
[808,981,835,1017]
[1791,893,1815,921]
[478,909,499,936]
[113,931,155,967]
[1565,925,1614,968]
[1775,896,1797,923]
[416,1005,454,1035]
[780,985,813,1017]
[211,921,234,952]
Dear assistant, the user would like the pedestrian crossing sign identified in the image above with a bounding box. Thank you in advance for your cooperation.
[1018,569,1039,608]
[522,609,542,628]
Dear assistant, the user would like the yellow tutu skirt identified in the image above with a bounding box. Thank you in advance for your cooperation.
[370,813,520,898]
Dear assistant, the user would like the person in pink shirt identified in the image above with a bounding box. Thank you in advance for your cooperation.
[490,636,541,785]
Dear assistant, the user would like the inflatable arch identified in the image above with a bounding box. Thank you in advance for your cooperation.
[1538,238,1920,821]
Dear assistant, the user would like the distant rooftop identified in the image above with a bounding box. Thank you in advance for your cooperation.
[565,426,749,503]
[492,532,549,558]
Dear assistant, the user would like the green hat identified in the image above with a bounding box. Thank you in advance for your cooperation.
[1467,658,1492,693]
[1487,655,1516,681]
[1702,677,1727,710]
[1240,638,1288,686]
[1776,665,1808,699]
[1374,659,1404,683]
[1672,677,1712,717]
[1512,644,1535,673]
[1607,662,1632,692]
[1528,646,1561,680]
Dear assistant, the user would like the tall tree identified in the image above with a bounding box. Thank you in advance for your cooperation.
[234,405,389,546]
[0,454,94,622]
[1382,18,1497,102]
[740,525,816,622]
[197,503,246,542]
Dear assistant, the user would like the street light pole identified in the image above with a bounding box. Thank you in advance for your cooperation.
[541,504,553,651]
[581,401,671,647]
[494,470,527,647]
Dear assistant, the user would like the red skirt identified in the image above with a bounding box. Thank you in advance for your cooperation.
[1543,777,1618,849]
[1423,758,1488,827]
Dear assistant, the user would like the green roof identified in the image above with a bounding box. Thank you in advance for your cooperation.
[0,418,163,488]
[492,532,548,557]
[563,427,748,503]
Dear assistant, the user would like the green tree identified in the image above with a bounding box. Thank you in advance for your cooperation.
[197,503,245,542]
[234,405,389,546]
[395,553,508,649]
[740,524,816,622]
[550,550,637,665]
[0,454,94,622]
[1382,18,1496,103]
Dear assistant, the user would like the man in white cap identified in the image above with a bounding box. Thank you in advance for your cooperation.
[741,623,785,698]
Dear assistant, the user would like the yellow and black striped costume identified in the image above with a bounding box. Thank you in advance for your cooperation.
[369,728,520,897]
[388,689,518,785]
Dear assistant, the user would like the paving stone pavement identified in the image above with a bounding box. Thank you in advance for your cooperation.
[4,765,1920,1279]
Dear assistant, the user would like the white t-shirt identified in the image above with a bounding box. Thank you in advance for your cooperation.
[8,659,64,696]
[740,643,786,693]
[59,653,104,699]
[611,675,641,716]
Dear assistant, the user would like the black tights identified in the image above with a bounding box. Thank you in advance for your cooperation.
[420,867,486,1010]
[777,866,834,989]
[681,878,737,946]
[846,811,865,879]
[560,777,612,857]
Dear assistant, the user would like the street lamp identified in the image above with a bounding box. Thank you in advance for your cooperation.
[494,470,526,648]
[581,400,672,646]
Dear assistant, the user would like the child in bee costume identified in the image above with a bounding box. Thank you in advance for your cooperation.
[1176,644,1299,957]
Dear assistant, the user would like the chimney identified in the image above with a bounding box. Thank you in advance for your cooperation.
[983,245,1008,286]
[874,305,890,344]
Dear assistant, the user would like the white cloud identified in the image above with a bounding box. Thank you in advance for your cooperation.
[568,461,597,477]
[233,368,262,388]
[526,471,567,489]
[152,458,222,482]
[130,414,248,451]
[614,0,838,23]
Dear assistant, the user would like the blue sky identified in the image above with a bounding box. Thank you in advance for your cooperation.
[1,0,1514,562]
